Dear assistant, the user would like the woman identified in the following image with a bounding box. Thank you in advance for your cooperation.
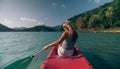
[43,20,78,57]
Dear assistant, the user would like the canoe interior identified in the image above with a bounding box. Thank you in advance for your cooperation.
[40,46,93,69]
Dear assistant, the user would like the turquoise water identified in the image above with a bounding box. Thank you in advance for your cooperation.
[0,32,120,69]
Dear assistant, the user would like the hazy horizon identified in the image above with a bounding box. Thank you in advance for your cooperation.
[0,0,113,28]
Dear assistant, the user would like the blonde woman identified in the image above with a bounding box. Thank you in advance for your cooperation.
[43,20,78,57]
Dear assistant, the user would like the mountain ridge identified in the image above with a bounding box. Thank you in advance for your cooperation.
[0,23,13,31]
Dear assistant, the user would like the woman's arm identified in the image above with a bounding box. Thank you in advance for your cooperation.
[43,31,67,50]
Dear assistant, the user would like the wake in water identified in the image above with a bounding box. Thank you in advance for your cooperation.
[88,53,120,69]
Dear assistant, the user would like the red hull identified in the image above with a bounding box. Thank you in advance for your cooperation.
[40,45,93,69]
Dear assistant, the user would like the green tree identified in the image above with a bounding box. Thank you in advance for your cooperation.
[105,7,113,28]
[89,14,103,29]
[113,0,120,27]
[76,17,84,30]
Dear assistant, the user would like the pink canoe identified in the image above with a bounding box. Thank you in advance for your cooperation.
[40,45,93,69]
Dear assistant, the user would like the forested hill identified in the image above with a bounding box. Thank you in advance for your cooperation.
[0,23,62,32]
[68,0,120,30]
[19,25,57,32]
[0,23,13,31]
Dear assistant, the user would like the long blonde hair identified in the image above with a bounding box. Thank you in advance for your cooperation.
[63,20,78,42]
[63,20,74,33]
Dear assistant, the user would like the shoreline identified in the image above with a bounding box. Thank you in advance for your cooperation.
[77,28,120,33]
[0,28,120,32]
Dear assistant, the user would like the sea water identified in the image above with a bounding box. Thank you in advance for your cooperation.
[0,32,120,69]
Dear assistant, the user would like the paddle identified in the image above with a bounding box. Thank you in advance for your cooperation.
[32,48,44,58]
[2,49,44,69]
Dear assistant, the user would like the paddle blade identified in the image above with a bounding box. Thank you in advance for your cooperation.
[3,56,33,69]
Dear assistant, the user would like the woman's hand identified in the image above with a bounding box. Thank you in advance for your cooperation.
[43,46,49,50]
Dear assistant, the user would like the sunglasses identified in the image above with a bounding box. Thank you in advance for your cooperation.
[63,26,68,29]
[63,26,66,28]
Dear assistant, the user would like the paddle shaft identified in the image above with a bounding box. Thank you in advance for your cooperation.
[32,49,44,58]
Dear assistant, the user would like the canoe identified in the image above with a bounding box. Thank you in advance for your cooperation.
[40,45,93,69]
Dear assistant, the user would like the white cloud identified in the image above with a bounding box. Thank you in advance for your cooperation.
[52,2,57,6]
[51,2,66,8]
[94,0,102,3]
[38,21,44,25]
[20,17,36,22]
[0,18,12,24]
[89,0,102,3]
[0,17,45,28]
[61,4,66,8]
[0,18,15,28]
[20,17,44,25]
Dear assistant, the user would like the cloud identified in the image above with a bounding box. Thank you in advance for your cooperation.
[89,0,102,3]
[52,2,57,6]
[20,17,36,22]
[0,18,12,24]
[51,2,66,8]
[94,0,102,3]
[0,18,15,28]
[20,17,44,25]
[61,4,66,8]
[0,17,45,28]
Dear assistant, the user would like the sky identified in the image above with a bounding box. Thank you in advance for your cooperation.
[0,0,113,28]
